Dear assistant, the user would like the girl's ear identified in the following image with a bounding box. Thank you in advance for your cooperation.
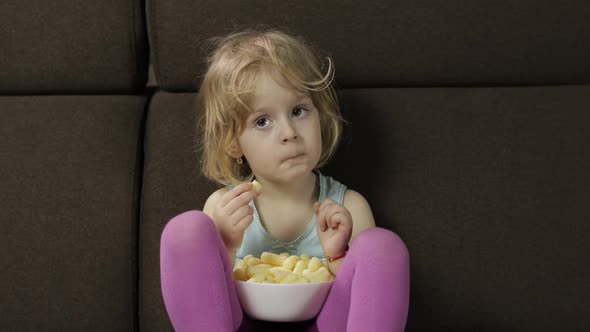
[226,141,243,159]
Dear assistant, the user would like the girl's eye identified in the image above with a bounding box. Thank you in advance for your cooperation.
[255,117,270,128]
[292,107,308,118]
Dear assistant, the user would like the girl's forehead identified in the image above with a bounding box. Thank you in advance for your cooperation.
[251,67,307,97]
[236,65,311,116]
[251,78,308,108]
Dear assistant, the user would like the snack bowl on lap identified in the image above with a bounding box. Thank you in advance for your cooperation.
[235,279,334,322]
[233,251,335,322]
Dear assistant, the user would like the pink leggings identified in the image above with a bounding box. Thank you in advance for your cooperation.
[160,211,410,332]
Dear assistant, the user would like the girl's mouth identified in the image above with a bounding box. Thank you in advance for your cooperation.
[284,153,306,162]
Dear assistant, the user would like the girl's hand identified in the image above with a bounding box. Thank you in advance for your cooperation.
[314,199,353,259]
[210,182,260,250]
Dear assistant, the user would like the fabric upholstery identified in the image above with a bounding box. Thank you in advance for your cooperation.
[324,87,590,331]
[0,96,147,331]
[148,0,590,91]
[1,1,148,331]
[0,0,148,93]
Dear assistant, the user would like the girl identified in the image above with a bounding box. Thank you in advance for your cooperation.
[160,29,410,332]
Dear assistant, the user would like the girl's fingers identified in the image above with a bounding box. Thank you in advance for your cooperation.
[313,201,321,215]
[317,204,328,231]
[316,199,352,232]
[224,185,260,214]
[315,202,327,232]
[320,218,329,232]
[231,204,254,225]
[329,215,338,229]
[316,208,326,232]
[219,182,253,207]
[235,214,254,233]
[317,200,337,232]
[326,212,339,229]
[323,203,340,226]
[331,212,349,229]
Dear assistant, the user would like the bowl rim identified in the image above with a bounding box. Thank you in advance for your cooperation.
[235,279,334,287]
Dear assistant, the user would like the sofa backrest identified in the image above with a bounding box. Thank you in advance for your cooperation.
[1,0,148,330]
[144,1,590,331]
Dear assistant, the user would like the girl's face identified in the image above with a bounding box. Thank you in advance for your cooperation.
[236,67,322,183]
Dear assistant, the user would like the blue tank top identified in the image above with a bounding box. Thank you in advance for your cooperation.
[234,171,347,266]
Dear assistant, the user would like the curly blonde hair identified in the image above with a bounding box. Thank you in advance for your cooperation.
[197,29,343,186]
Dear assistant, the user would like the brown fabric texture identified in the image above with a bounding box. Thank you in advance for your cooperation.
[148,0,590,91]
[0,96,146,331]
[324,86,590,331]
[0,0,148,93]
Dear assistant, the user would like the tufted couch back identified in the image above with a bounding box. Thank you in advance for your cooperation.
[2,1,589,331]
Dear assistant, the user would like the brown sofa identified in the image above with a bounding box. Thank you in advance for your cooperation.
[2,0,589,331]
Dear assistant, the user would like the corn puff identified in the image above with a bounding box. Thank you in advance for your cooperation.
[237,251,334,284]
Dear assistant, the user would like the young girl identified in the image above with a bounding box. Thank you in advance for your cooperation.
[160,29,410,332]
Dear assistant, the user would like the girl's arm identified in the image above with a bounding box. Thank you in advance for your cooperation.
[344,189,377,241]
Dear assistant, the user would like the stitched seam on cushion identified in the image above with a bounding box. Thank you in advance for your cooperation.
[130,0,137,90]
[147,0,163,90]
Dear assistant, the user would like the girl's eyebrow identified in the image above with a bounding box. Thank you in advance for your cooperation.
[252,94,311,113]
[295,93,312,102]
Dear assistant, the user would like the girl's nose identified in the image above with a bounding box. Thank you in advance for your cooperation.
[280,120,298,143]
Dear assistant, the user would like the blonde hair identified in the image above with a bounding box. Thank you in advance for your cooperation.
[197,28,343,186]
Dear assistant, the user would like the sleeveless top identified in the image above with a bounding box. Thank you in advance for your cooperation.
[234,171,347,266]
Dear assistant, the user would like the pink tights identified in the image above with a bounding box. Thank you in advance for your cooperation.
[160,211,410,331]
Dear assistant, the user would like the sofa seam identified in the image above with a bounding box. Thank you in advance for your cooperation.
[146,0,163,91]
[133,94,149,332]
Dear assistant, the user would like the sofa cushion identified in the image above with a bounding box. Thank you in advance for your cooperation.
[0,96,146,331]
[323,86,590,331]
[148,0,590,91]
[0,0,148,93]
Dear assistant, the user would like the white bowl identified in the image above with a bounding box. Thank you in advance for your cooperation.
[235,280,334,322]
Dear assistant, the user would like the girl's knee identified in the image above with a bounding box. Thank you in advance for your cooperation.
[161,210,217,248]
[352,227,410,263]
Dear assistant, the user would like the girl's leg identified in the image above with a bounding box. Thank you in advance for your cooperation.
[160,211,243,331]
[316,227,410,332]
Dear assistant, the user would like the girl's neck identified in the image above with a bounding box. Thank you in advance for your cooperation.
[255,172,318,204]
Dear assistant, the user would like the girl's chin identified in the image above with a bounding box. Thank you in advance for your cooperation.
[257,165,314,182]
